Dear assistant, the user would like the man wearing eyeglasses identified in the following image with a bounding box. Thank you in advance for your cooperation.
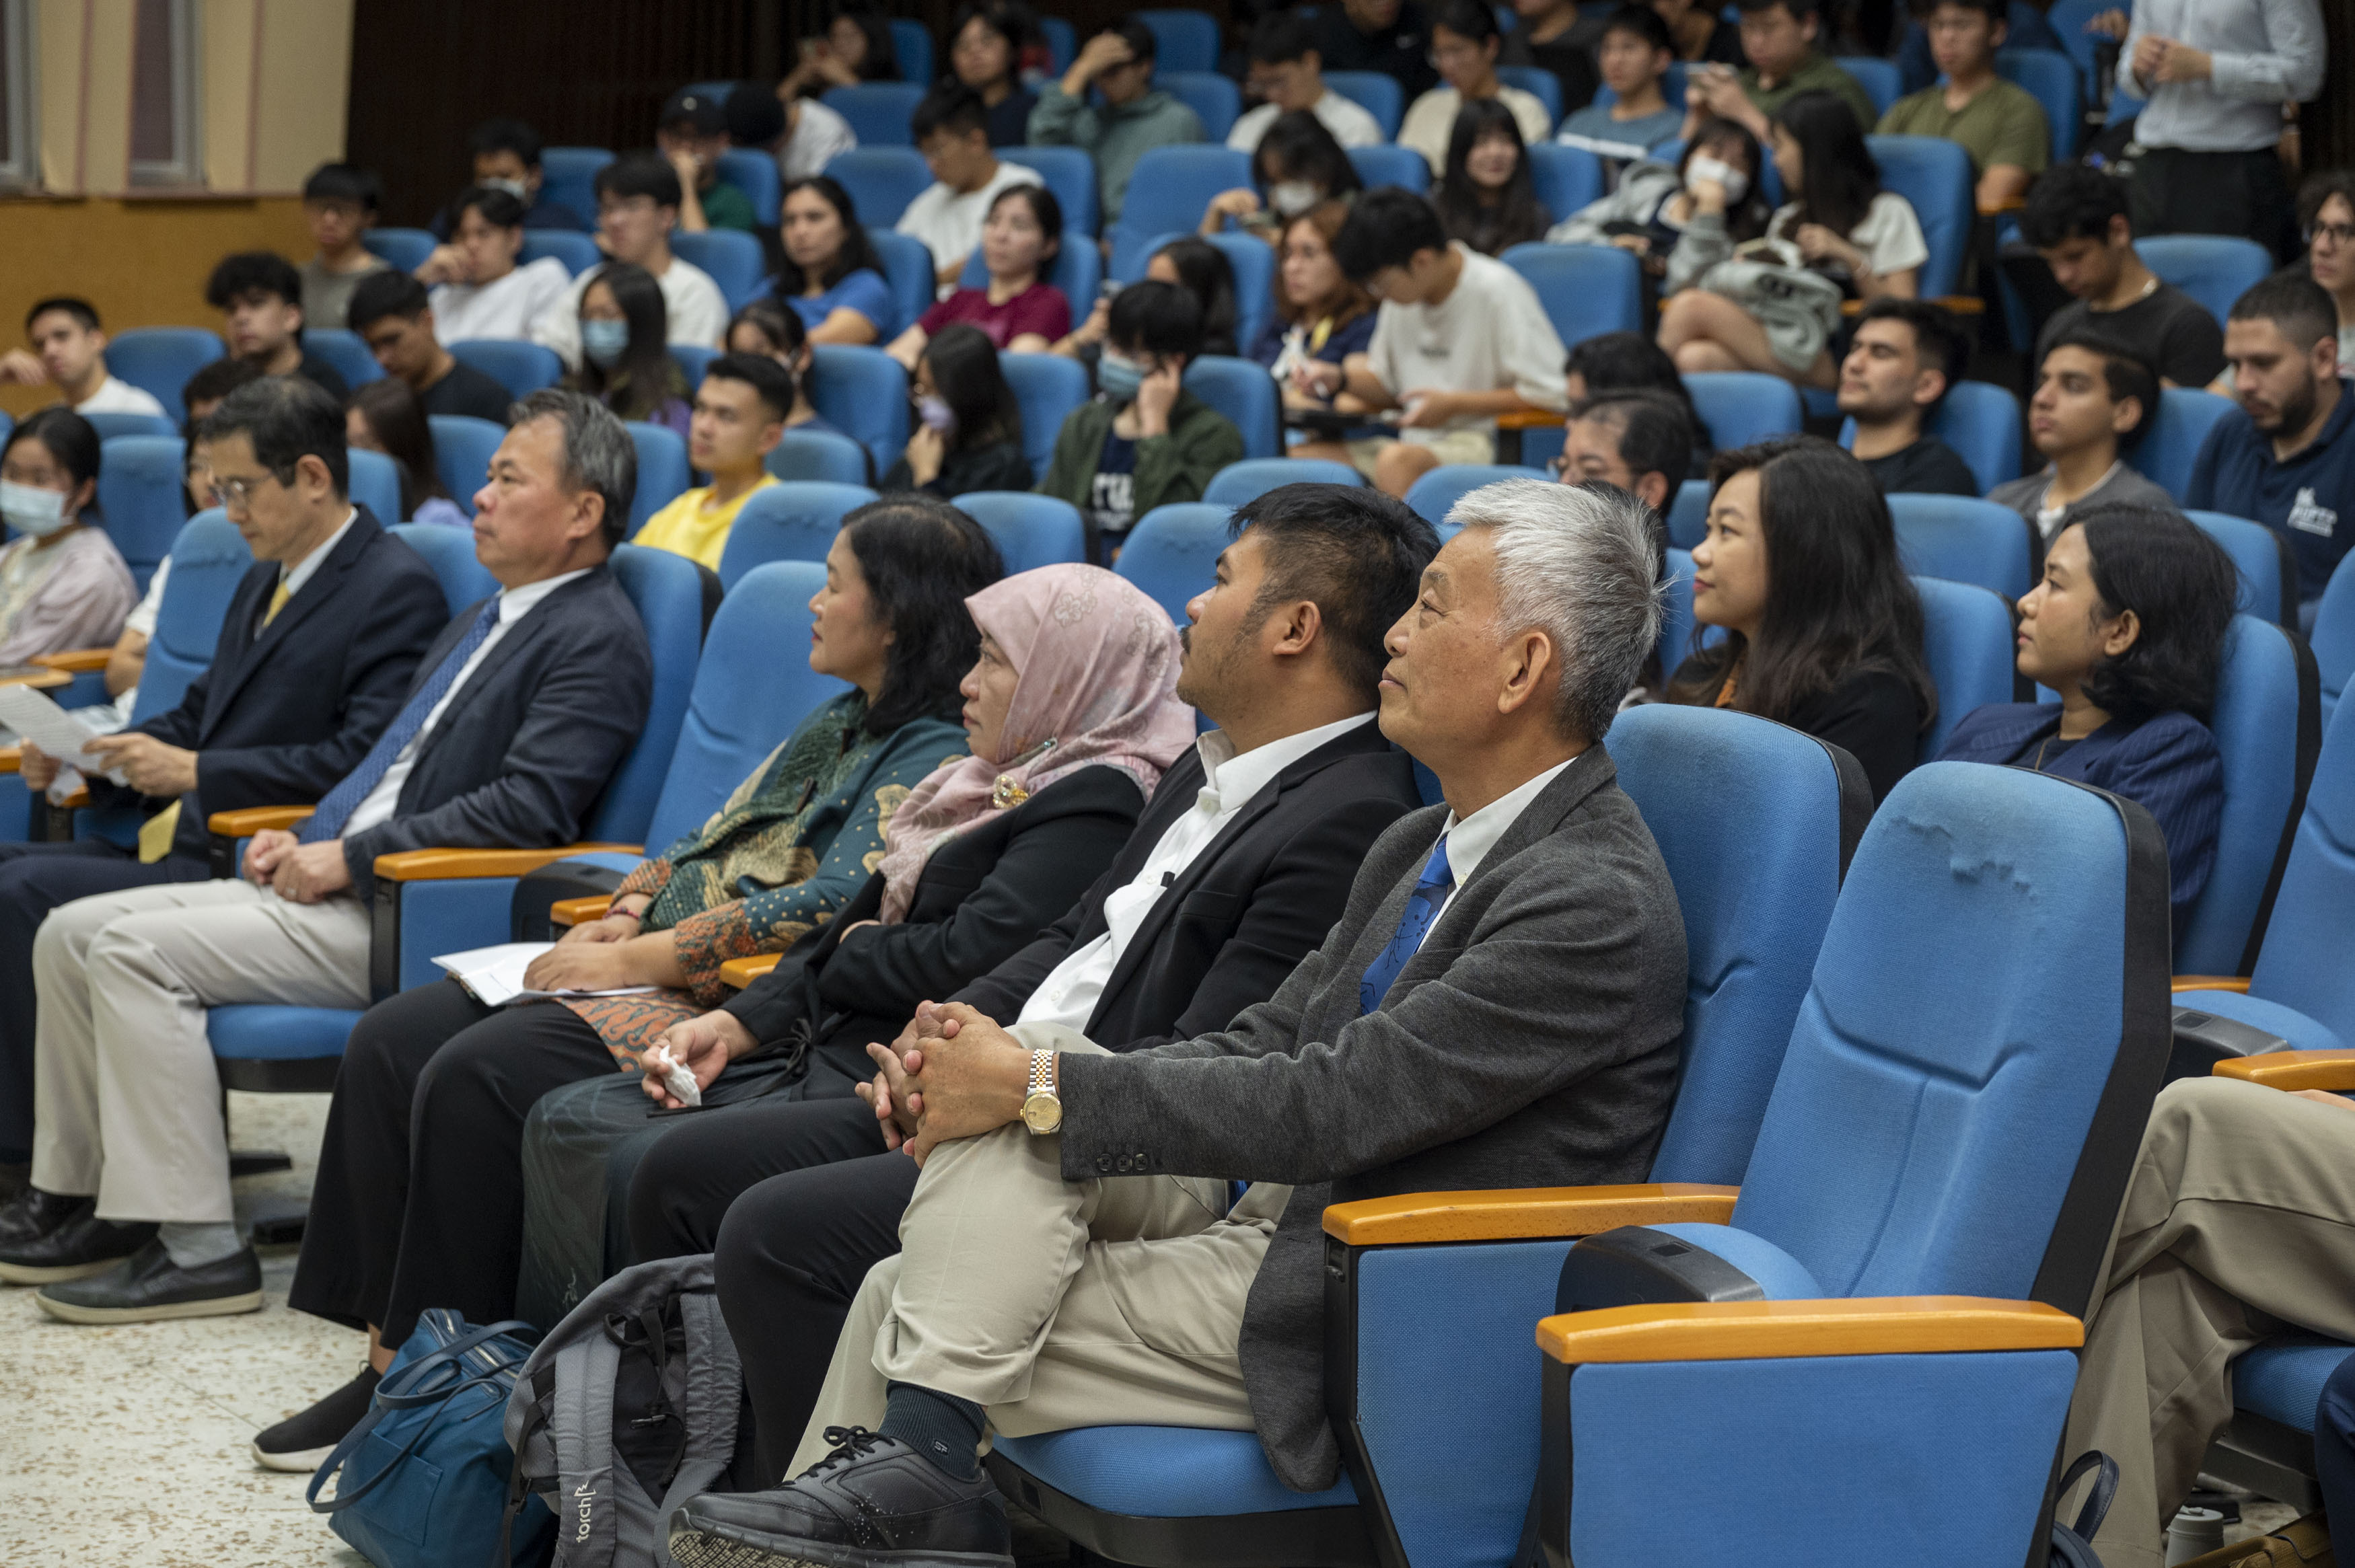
[0,375,447,1200]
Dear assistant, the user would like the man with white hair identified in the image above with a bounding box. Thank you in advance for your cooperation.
[665,480,1690,1568]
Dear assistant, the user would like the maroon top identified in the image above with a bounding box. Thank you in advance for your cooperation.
[917,281,1073,348]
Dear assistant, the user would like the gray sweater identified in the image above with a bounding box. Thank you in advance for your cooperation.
[1986,461,2183,543]
[1547,159,1727,297]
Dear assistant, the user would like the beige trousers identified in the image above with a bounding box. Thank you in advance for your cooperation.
[790,1024,1289,1474]
[30,879,371,1224]
[2064,1077,2355,1568]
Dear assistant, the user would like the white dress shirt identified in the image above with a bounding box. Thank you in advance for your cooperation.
[2117,0,2324,153]
[74,375,168,418]
[277,508,357,605]
[431,257,576,344]
[1016,712,1376,1032]
[338,568,589,837]
[1422,751,1580,936]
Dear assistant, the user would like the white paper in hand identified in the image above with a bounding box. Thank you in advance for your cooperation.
[0,685,122,784]
[430,942,657,1006]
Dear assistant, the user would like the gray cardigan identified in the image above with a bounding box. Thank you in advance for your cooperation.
[1057,747,1689,1491]
[1546,159,1727,297]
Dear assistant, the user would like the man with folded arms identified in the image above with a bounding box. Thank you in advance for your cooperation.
[664,478,1688,1567]
[0,389,654,1324]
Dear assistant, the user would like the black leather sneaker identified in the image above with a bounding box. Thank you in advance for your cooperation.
[0,1187,92,1249]
[32,1238,262,1323]
[666,1426,1013,1568]
[0,1206,156,1284]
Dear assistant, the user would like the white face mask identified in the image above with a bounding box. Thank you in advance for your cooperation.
[0,480,71,538]
[482,176,532,202]
[1268,180,1321,218]
[1686,155,1749,203]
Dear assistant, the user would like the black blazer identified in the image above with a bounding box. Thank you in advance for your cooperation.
[1671,655,1924,805]
[340,564,653,889]
[956,720,1422,1050]
[103,507,447,860]
[721,765,1147,1076]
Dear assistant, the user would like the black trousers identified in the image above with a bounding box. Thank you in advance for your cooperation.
[0,839,210,1164]
[287,978,616,1345]
[626,1085,907,1483]
[2130,145,2300,266]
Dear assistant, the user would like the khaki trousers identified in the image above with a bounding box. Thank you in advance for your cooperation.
[791,1024,1289,1474]
[2064,1077,2355,1568]
[30,879,371,1224]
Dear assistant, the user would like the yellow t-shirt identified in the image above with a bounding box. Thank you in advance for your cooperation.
[633,475,779,572]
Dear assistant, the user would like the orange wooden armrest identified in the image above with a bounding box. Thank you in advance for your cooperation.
[1976,195,2027,217]
[1537,1296,2082,1365]
[1496,409,1568,431]
[1841,296,1985,318]
[0,745,16,776]
[550,896,614,928]
[721,954,783,990]
[57,787,88,808]
[34,648,112,673]
[0,667,71,690]
[1323,1183,1741,1246]
[2214,1052,2355,1092]
[208,805,316,836]
[2173,975,2252,994]
[371,843,643,881]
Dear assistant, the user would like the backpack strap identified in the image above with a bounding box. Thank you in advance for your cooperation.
[654,1287,749,1525]
[551,1321,626,1565]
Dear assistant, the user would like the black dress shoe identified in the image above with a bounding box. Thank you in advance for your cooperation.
[0,1206,155,1284]
[667,1427,1013,1568]
[32,1238,262,1323]
[0,1186,92,1249]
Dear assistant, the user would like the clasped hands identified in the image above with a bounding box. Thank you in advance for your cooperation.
[242,827,353,903]
[857,1001,1034,1164]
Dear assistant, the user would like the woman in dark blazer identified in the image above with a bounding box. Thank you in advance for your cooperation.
[1665,436,1936,803]
[1938,505,2236,924]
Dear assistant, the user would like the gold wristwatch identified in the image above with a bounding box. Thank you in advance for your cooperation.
[1021,1049,1062,1134]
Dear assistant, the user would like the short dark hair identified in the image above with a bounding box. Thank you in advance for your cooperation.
[1563,331,1709,447]
[1431,0,1502,44]
[725,79,789,147]
[1250,13,1319,65]
[303,162,383,211]
[2229,272,2340,352]
[701,350,797,423]
[911,82,991,143]
[1572,390,1695,490]
[1599,3,1674,52]
[182,355,263,420]
[451,184,528,231]
[468,117,544,168]
[840,495,1007,736]
[2020,163,2130,250]
[1114,17,1157,61]
[1107,279,1204,359]
[205,252,303,311]
[198,375,351,499]
[1733,0,1816,15]
[346,270,432,334]
[24,297,99,334]
[1925,0,2004,23]
[1332,188,1450,280]
[1856,297,1969,409]
[2041,330,2160,448]
[510,387,636,548]
[594,153,683,210]
[2298,168,2355,236]
[2074,504,2239,726]
[1230,483,1440,700]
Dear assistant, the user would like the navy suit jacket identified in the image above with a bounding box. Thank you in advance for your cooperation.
[105,507,448,860]
[338,563,653,892]
[1936,702,2224,922]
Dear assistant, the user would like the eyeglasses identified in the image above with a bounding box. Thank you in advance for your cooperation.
[207,472,281,509]
[2309,222,2355,247]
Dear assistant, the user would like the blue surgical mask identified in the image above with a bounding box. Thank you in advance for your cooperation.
[1097,351,1145,404]
[0,480,71,538]
[581,318,630,369]
[916,394,957,436]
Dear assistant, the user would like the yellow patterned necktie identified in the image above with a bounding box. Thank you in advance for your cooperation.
[263,579,291,627]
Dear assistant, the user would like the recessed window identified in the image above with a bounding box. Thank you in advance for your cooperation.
[129,0,203,188]
[0,0,34,190]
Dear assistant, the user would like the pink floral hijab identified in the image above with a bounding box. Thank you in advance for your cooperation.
[875,564,1196,923]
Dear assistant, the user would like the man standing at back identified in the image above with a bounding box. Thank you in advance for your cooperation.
[664,478,1688,1565]
[0,299,168,418]
[0,389,655,1323]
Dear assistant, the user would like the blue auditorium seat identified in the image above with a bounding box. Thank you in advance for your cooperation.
[447,339,563,402]
[890,18,934,85]
[1346,143,1431,194]
[538,148,615,230]
[807,346,910,480]
[1496,65,1562,126]
[1928,381,2025,494]
[1159,71,1241,143]
[1665,477,1710,550]
[96,435,189,593]
[2189,509,2298,628]
[823,83,931,147]
[1184,357,1282,461]
[388,521,499,611]
[1867,135,1973,299]
[1203,458,1363,508]
[1040,16,1075,75]
[1658,546,1696,679]
[1912,575,2019,760]
[1887,493,2037,601]
[716,147,783,228]
[823,147,935,229]
[1324,72,1404,139]
[1202,232,1276,353]
[1526,143,1603,226]
[1107,147,1252,279]
[1683,372,1802,451]
[1996,47,2081,159]
[427,414,506,519]
[1000,353,1092,485]
[1001,147,1101,239]
[768,427,872,486]
[716,482,877,589]
[2128,388,2235,503]
[1499,241,1642,349]
[1116,504,1230,621]
[672,229,769,313]
[869,228,940,338]
[1404,464,1554,529]
[104,327,223,414]
[624,422,692,537]
[2313,554,2355,731]
[362,227,437,274]
[305,328,384,389]
[519,230,604,276]
[81,412,179,441]
[955,492,1089,574]
[671,344,722,390]
[1835,55,1904,117]
[2140,235,2274,329]
[1137,9,1221,73]
[347,449,403,528]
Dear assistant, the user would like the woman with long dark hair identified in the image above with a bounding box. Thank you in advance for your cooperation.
[1666,435,1935,802]
[345,379,463,527]
[777,176,892,346]
[1435,100,1550,256]
[266,498,1011,1470]
[1549,115,1772,293]
[1256,200,1381,441]
[783,4,900,97]
[0,408,136,661]
[1399,0,1556,178]
[565,262,691,434]
[1200,110,1365,246]
[882,323,1032,497]
[947,0,1040,146]
[1939,505,2236,923]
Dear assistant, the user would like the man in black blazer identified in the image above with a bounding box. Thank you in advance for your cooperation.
[666,478,1688,1568]
[627,484,1438,1480]
[0,376,447,1179]
[0,389,653,1324]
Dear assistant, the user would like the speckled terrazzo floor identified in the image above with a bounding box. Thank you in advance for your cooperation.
[0,1091,370,1567]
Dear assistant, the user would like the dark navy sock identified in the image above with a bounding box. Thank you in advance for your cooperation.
[879,1381,986,1481]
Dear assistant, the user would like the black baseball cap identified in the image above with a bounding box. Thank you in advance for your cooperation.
[659,87,727,136]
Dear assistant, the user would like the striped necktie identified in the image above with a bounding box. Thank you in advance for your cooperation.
[1358,835,1454,1016]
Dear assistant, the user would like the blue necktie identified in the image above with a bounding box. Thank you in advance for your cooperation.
[300,601,501,843]
[1358,835,1453,1015]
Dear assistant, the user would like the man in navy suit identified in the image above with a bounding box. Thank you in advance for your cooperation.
[0,389,654,1324]
[0,375,447,1185]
